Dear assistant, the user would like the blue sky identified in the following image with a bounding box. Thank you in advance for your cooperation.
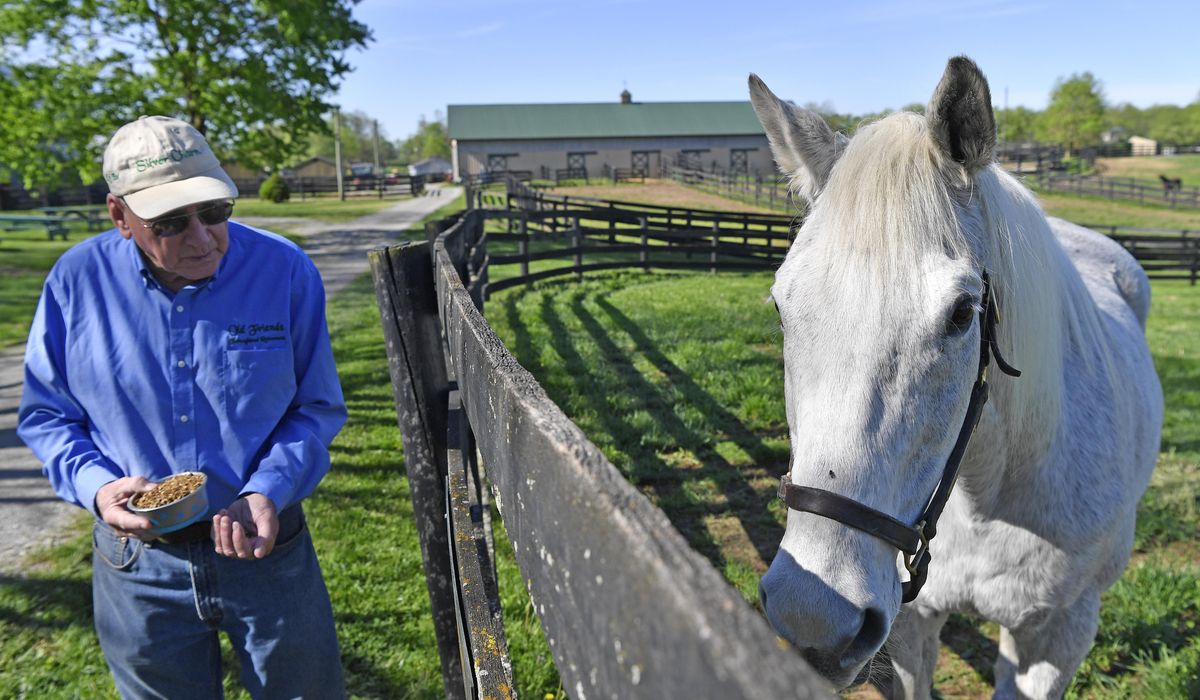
[336,0,1199,142]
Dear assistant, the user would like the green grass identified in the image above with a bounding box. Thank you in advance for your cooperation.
[232,196,400,221]
[1096,154,1200,184]
[0,222,103,347]
[1031,189,1200,231]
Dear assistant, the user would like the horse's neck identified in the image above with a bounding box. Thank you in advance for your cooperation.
[961,168,1082,495]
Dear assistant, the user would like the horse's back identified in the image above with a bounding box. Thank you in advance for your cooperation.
[1048,217,1151,329]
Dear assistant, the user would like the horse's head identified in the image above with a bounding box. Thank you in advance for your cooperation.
[750,56,1000,687]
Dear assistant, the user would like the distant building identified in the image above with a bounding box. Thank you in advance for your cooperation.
[1100,126,1128,144]
[447,92,773,181]
[288,156,338,179]
[1129,135,1158,157]
[409,156,453,180]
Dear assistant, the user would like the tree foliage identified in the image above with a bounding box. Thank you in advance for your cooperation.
[1038,72,1106,153]
[305,110,399,166]
[0,0,371,191]
[996,106,1039,143]
[396,114,450,164]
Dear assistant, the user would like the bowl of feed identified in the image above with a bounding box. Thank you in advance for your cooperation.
[127,472,209,535]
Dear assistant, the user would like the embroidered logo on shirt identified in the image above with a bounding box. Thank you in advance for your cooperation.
[227,322,287,347]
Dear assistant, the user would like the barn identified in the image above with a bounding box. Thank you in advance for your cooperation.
[447,91,773,182]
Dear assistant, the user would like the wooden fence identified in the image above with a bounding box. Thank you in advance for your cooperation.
[1080,225,1200,284]
[666,166,799,213]
[369,203,831,697]
[1036,172,1200,209]
[231,174,425,200]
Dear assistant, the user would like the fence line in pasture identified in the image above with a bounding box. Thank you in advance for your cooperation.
[1077,225,1200,284]
[647,169,1198,284]
[665,166,800,214]
[370,189,834,697]
[1035,172,1200,209]
[231,174,425,200]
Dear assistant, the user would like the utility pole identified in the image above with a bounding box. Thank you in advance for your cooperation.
[334,107,345,201]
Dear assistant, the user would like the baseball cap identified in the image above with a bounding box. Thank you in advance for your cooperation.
[102,115,239,220]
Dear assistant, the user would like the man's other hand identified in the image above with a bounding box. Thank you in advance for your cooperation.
[213,493,279,560]
[95,477,158,540]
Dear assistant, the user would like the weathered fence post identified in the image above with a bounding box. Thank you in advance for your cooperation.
[368,243,464,699]
[520,211,530,284]
[640,216,649,272]
[711,220,719,274]
[573,215,583,282]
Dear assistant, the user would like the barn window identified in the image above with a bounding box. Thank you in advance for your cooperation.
[487,154,509,172]
[730,148,755,176]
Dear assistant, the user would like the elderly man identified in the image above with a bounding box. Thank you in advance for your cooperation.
[18,116,348,698]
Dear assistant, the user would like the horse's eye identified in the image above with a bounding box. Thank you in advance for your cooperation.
[946,296,976,335]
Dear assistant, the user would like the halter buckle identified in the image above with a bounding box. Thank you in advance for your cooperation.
[903,520,930,577]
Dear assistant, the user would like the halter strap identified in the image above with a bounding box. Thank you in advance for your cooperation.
[777,272,1020,603]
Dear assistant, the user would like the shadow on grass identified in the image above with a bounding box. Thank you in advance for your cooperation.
[940,614,998,687]
[535,288,728,568]
[0,573,94,631]
[571,294,784,566]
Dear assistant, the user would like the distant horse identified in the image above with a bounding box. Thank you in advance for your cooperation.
[1160,174,1183,198]
[750,56,1162,699]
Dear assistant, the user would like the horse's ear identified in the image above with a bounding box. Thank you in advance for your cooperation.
[927,56,996,173]
[748,74,845,201]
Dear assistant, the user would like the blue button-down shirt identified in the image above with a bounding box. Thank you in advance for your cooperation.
[18,222,347,517]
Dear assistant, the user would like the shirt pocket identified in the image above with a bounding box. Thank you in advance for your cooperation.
[223,347,297,425]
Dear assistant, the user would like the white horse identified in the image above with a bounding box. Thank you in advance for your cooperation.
[750,56,1162,699]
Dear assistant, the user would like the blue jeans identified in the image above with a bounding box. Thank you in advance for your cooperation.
[91,505,345,699]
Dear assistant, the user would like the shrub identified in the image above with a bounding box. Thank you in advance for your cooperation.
[259,173,290,203]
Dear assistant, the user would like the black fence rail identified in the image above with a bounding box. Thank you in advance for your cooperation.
[667,166,799,213]
[501,176,801,235]
[1036,172,1200,209]
[369,205,832,698]
[1078,225,1200,283]
[231,174,425,200]
[995,143,1065,174]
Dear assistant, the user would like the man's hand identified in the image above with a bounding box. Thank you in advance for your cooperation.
[95,477,158,540]
[213,493,278,560]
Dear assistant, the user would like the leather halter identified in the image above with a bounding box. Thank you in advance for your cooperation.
[777,272,1021,603]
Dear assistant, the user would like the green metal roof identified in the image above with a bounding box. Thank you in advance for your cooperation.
[447,102,765,141]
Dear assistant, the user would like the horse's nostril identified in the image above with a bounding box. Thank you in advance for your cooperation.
[844,607,889,663]
[758,583,768,611]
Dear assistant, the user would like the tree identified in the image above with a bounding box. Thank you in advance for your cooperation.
[397,114,450,165]
[1039,72,1106,154]
[305,110,399,166]
[0,0,371,191]
[996,106,1039,143]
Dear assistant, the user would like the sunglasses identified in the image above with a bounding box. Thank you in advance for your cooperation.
[130,200,235,238]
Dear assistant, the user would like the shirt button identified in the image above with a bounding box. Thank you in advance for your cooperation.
[177,360,186,368]
[180,415,189,423]
[176,305,184,312]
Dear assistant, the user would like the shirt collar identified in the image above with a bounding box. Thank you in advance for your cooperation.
[123,229,232,292]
